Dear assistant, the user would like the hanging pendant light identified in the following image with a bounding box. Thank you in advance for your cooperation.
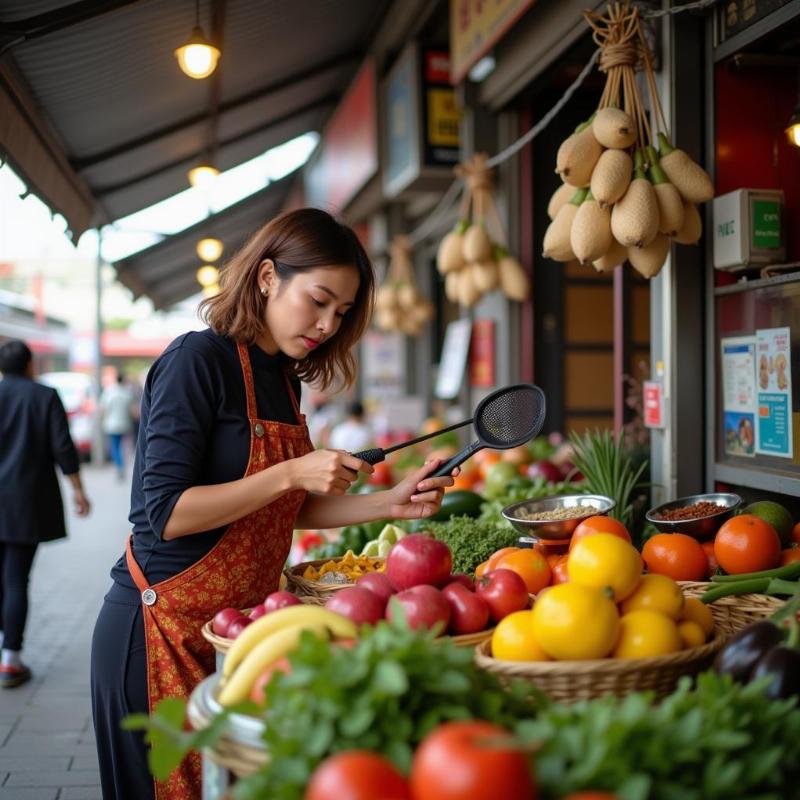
[196,265,220,288]
[188,164,220,188]
[202,283,221,298]
[196,238,223,262]
[786,105,800,148]
[176,0,220,79]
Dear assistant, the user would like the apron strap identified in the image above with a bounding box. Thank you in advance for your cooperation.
[283,372,303,423]
[236,342,259,420]
[125,534,150,593]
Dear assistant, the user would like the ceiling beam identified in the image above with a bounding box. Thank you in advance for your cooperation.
[71,49,362,170]
[93,94,334,197]
[0,0,142,56]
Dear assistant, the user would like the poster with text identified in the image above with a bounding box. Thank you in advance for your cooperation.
[755,327,793,458]
[721,336,756,456]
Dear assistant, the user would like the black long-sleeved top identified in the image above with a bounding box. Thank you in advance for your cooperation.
[0,373,79,543]
[109,328,301,595]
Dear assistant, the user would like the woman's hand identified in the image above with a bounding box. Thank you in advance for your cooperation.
[383,458,457,520]
[289,449,373,495]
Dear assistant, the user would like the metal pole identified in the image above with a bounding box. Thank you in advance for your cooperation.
[92,228,104,465]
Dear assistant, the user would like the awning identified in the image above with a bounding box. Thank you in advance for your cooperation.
[113,170,294,310]
[0,0,388,281]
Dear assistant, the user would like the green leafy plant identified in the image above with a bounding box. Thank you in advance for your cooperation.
[478,478,585,531]
[569,429,648,530]
[425,516,521,573]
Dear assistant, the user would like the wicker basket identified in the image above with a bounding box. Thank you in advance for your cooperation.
[283,556,386,600]
[443,628,495,648]
[679,581,783,637]
[474,628,724,703]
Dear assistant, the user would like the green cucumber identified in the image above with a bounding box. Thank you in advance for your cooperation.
[428,490,484,522]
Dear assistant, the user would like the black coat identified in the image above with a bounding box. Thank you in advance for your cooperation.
[0,374,80,543]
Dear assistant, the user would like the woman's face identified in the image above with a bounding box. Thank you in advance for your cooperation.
[257,262,360,359]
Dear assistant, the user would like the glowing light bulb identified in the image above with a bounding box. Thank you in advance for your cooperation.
[175,27,220,79]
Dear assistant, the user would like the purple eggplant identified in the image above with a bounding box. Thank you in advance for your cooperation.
[714,621,785,683]
[751,646,800,700]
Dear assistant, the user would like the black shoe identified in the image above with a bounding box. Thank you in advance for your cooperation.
[0,664,32,688]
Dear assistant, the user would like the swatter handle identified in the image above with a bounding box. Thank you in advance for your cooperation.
[353,448,386,465]
[432,441,483,478]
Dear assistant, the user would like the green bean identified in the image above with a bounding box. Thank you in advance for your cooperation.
[701,577,769,604]
[710,560,800,584]
[765,577,800,597]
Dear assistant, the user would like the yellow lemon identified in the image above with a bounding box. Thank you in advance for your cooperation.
[620,573,685,619]
[679,597,715,637]
[677,620,707,649]
[491,610,550,661]
[532,583,619,660]
[612,610,682,659]
[567,532,643,602]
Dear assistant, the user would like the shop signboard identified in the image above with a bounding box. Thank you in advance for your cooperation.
[436,318,472,399]
[304,60,378,212]
[643,381,664,429]
[755,327,793,458]
[720,0,791,40]
[450,0,536,84]
[383,45,460,198]
[469,319,495,387]
[721,336,757,457]
[361,329,405,401]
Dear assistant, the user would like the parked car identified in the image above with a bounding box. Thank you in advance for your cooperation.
[39,371,96,462]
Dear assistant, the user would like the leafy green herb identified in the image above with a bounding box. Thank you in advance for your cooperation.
[424,516,521,573]
[515,672,800,800]
[478,478,584,530]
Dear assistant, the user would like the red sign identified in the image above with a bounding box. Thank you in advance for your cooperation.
[469,319,496,387]
[643,381,664,429]
[304,60,378,212]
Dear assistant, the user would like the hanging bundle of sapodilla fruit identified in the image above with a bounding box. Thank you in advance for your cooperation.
[374,236,434,337]
[436,153,530,306]
[543,1,714,279]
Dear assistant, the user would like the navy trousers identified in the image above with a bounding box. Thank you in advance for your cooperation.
[0,542,38,651]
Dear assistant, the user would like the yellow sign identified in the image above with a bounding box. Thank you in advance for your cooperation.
[450,0,537,84]
[427,88,460,147]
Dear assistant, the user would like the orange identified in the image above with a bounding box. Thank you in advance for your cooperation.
[496,548,552,594]
[477,451,502,479]
[679,597,714,637]
[781,547,800,566]
[701,540,718,578]
[448,473,478,491]
[642,533,707,581]
[487,547,520,571]
[475,560,490,578]
[792,522,800,545]
[714,514,781,575]
[569,515,631,551]
[677,620,706,649]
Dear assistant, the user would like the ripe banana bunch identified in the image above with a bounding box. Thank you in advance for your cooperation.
[218,605,357,707]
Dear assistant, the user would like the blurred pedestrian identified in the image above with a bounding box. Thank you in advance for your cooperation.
[329,399,372,452]
[0,340,91,688]
[306,390,338,448]
[100,373,134,480]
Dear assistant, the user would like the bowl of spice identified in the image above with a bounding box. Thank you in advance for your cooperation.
[645,493,742,540]
[502,494,615,542]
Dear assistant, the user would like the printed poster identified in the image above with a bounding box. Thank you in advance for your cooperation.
[721,336,756,456]
[755,327,793,458]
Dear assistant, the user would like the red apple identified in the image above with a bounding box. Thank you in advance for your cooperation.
[385,534,453,591]
[226,616,253,639]
[249,604,268,620]
[249,656,291,704]
[442,583,490,635]
[526,460,565,483]
[325,586,385,626]
[387,585,450,635]
[355,572,396,605]
[476,569,530,623]
[263,591,302,613]
[212,607,242,637]
[447,573,475,591]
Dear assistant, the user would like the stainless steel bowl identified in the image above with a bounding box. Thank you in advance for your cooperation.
[502,494,616,541]
[645,492,742,541]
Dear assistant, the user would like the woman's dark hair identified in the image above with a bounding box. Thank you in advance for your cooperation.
[200,208,374,390]
[0,339,33,375]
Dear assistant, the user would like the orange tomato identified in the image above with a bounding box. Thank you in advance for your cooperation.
[487,547,520,571]
[545,553,562,569]
[448,474,478,492]
[550,555,570,585]
[642,533,708,582]
[496,548,552,594]
[477,452,502,479]
[701,540,719,578]
[780,546,800,566]
[792,522,800,545]
[569,515,631,551]
[475,560,490,578]
[714,514,781,575]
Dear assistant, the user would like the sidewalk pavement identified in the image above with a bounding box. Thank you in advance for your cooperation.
[1,463,134,800]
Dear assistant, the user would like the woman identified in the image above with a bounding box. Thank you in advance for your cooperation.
[0,340,91,688]
[90,209,454,800]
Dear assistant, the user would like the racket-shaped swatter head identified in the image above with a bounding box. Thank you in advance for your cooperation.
[432,384,546,477]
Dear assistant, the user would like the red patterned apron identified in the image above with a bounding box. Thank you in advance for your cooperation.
[126,342,312,799]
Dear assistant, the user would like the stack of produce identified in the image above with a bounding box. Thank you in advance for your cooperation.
[375,235,435,336]
[436,153,529,306]
[543,1,714,278]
